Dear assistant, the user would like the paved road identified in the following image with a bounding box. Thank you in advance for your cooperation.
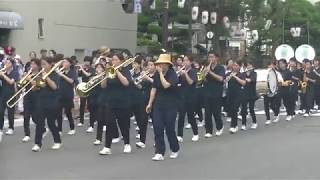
[1,101,320,179]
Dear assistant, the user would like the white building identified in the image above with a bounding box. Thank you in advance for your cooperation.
[0,0,137,61]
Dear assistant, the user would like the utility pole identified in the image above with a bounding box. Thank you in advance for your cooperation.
[188,0,193,52]
[162,0,169,50]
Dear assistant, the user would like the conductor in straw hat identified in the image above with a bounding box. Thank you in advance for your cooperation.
[146,54,180,161]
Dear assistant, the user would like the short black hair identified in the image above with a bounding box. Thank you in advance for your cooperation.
[83,56,93,64]
[208,50,220,58]
[30,58,41,67]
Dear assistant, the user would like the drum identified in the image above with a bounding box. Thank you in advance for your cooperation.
[256,69,280,97]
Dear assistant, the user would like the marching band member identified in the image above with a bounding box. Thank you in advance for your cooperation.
[313,58,320,111]
[302,60,316,117]
[78,56,95,128]
[56,58,78,135]
[32,57,62,152]
[278,59,297,121]
[99,54,132,155]
[240,61,258,130]
[203,51,225,137]
[22,58,42,142]
[141,60,156,124]
[193,60,204,127]
[225,61,246,133]
[146,54,180,161]
[0,58,19,138]
[131,56,148,148]
[264,60,282,125]
[177,55,199,142]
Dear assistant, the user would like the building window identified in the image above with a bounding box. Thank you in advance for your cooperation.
[38,18,44,39]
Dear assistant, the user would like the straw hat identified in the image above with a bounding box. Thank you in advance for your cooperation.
[155,54,173,65]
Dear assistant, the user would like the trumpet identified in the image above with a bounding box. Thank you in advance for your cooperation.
[133,70,150,86]
[282,80,294,87]
[76,56,137,97]
[176,65,186,77]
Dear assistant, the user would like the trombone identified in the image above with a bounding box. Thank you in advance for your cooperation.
[6,69,44,108]
[76,56,137,97]
[6,60,64,108]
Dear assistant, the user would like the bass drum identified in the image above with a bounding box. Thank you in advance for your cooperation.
[256,69,280,97]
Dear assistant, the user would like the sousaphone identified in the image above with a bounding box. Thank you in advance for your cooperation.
[295,44,316,62]
[275,44,295,61]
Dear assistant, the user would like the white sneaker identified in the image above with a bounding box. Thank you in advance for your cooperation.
[185,124,191,129]
[197,121,204,127]
[130,116,135,121]
[135,134,140,139]
[148,118,152,123]
[135,126,140,131]
[5,129,14,135]
[204,133,213,138]
[250,123,258,129]
[177,136,183,143]
[265,120,271,125]
[303,113,310,117]
[0,131,3,143]
[51,143,62,150]
[59,131,63,136]
[229,127,238,134]
[77,123,83,127]
[215,128,223,136]
[112,137,121,144]
[194,114,199,119]
[93,139,102,145]
[99,147,112,155]
[32,144,41,152]
[241,125,247,131]
[67,130,76,135]
[226,117,231,122]
[22,136,31,142]
[152,154,164,161]
[123,144,131,153]
[86,127,94,133]
[273,116,280,123]
[136,142,146,149]
[103,126,106,132]
[286,115,292,121]
[169,151,179,159]
[191,135,199,142]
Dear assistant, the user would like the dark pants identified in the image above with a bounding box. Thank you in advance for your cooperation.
[282,91,297,116]
[57,98,75,132]
[104,107,130,148]
[23,105,37,137]
[264,94,281,120]
[79,97,87,124]
[241,99,257,125]
[227,95,242,128]
[34,107,61,147]
[153,104,179,155]
[131,103,148,143]
[88,104,98,128]
[0,98,15,130]
[314,85,320,108]
[96,105,107,141]
[204,96,223,133]
[302,89,314,113]
[177,101,198,137]
[194,87,204,122]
